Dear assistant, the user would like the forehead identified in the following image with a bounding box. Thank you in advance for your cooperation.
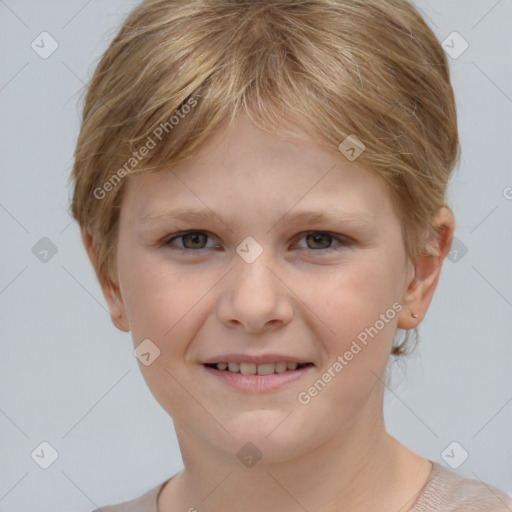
[121,114,396,227]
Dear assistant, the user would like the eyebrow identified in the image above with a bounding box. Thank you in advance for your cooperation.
[138,207,374,230]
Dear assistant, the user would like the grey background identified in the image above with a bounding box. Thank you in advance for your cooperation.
[1,0,511,510]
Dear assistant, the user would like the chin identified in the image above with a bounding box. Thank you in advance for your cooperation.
[211,410,314,463]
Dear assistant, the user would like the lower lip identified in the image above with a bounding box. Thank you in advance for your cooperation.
[203,365,314,392]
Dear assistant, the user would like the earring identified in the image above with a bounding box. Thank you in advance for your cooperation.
[411,313,419,318]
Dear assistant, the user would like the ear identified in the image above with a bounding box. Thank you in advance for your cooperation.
[397,207,455,329]
[81,227,131,332]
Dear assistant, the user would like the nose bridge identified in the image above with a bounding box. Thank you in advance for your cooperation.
[218,241,293,331]
[233,242,279,301]
[230,233,270,279]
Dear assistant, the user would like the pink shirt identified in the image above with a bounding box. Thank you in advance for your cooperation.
[93,461,512,511]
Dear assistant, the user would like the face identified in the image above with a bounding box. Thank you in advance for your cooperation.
[107,114,417,463]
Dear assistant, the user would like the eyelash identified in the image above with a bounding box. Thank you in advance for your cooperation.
[163,230,352,254]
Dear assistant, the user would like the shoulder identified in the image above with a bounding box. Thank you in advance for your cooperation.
[412,462,512,511]
[90,478,170,512]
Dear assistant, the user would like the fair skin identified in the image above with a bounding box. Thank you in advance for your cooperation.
[83,113,454,512]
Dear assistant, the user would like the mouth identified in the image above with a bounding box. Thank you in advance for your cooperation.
[204,361,314,375]
[202,361,315,392]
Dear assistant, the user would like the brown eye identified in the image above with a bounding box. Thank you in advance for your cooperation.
[166,231,212,250]
[163,230,350,254]
[295,231,350,251]
[305,232,333,249]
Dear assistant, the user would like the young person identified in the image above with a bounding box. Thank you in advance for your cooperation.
[69,1,512,510]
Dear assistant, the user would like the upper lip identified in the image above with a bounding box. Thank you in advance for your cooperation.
[202,353,314,365]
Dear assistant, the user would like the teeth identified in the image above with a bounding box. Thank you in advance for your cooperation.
[275,362,288,373]
[213,361,308,374]
[257,363,275,375]
[240,362,257,375]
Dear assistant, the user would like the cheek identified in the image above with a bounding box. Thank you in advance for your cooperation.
[308,254,403,345]
[295,266,399,423]
[118,251,212,349]
[117,254,209,409]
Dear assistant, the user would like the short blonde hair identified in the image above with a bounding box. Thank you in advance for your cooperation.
[69,0,459,356]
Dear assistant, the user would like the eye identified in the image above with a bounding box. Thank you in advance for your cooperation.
[294,231,351,251]
[164,231,217,251]
[163,230,351,253]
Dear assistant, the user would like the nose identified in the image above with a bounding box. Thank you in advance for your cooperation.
[216,249,294,333]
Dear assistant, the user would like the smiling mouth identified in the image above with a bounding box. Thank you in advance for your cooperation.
[204,362,314,375]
